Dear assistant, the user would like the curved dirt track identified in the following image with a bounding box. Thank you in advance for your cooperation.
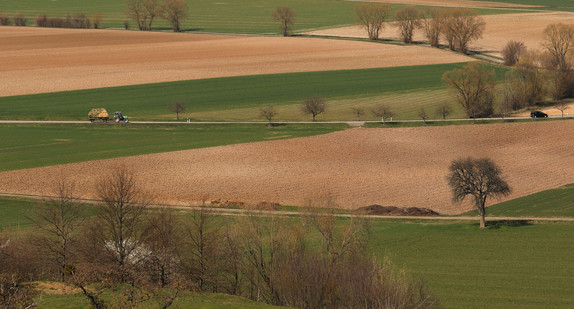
[1,121,573,214]
[0,27,471,97]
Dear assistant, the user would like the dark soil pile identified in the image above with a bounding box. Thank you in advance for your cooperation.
[356,205,440,216]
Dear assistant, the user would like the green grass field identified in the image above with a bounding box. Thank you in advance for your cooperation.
[0,123,346,172]
[370,219,574,308]
[462,183,574,218]
[0,0,527,34]
[0,63,507,122]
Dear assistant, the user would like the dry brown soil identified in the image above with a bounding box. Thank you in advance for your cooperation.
[306,12,574,58]
[0,26,471,97]
[366,0,538,8]
[1,121,573,214]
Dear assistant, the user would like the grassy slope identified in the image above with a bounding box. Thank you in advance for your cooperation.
[0,0,523,34]
[0,63,507,121]
[0,123,346,172]
[370,219,574,308]
[461,183,574,218]
[37,290,285,309]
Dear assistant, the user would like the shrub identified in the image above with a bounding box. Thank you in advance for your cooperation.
[72,12,90,29]
[35,14,48,27]
[13,13,26,26]
[502,41,526,66]
[0,13,11,26]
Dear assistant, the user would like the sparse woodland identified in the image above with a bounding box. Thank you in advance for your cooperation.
[0,171,437,309]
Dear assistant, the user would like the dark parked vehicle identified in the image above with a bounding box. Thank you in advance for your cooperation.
[530,111,548,118]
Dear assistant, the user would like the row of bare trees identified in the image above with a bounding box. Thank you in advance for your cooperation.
[355,4,485,54]
[126,0,189,32]
[0,13,27,26]
[0,170,437,308]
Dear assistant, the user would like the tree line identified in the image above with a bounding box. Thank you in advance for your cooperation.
[0,169,438,308]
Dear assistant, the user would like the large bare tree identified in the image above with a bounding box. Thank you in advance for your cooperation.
[542,23,574,99]
[395,6,423,44]
[126,0,162,30]
[95,168,151,283]
[422,8,446,47]
[355,3,391,40]
[443,8,485,54]
[161,0,188,32]
[272,7,295,36]
[301,96,327,121]
[443,62,495,121]
[27,178,83,282]
[448,157,511,229]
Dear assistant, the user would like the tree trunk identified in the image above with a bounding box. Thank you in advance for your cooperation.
[479,214,486,229]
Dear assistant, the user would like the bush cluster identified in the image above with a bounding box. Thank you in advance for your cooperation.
[35,13,92,29]
[0,13,27,26]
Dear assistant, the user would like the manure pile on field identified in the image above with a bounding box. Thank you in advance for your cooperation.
[1,121,573,214]
[0,27,470,97]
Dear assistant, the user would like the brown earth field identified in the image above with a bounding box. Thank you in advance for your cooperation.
[1,121,573,215]
[368,0,538,8]
[0,26,471,97]
[306,12,574,58]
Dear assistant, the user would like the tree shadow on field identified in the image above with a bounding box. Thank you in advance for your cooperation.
[486,220,533,229]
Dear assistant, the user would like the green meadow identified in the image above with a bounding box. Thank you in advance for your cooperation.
[0,123,346,172]
[0,63,507,122]
[0,0,527,34]
[465,183,574,218]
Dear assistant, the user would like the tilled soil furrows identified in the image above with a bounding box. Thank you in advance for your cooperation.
[1,121,573,214]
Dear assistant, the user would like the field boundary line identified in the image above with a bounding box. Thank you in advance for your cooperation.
[2,192,573,222]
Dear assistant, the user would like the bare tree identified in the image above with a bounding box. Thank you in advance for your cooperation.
[178,207,222,292]
[504,55,546,109]
[301,96,327,121]
[443,8,485,54]
[542,23,574,99]
[126,0,162,31]
[355,3,391,40]
[351,107,364,121]
[448,157,511,229]
[26,178,83,282]
[161,0,188,32]
[422,8,446,47]
[259,105,277,127]
[395,6,423,44]
[371,104,395,124]
[555,101,569,118]
[418,106,428,124]
[272,7,295,36]
[145,209,182,287]
[435,102,451,120]
[169,101,186,120]
[443,62,496,121]
[502,41,526,66]
[543,23,574,71]
[95,168,151,283]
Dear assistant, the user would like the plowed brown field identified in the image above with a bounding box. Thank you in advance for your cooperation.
[306,12,574,58]
[1,121,573,214]
[0,26,471,97]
